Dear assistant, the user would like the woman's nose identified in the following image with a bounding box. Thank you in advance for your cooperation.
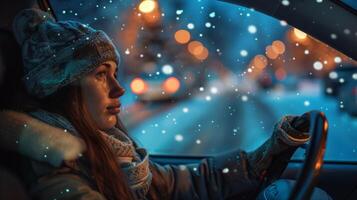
[109,78,125,98]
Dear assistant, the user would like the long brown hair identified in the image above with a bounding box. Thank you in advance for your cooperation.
[40,84,135,200]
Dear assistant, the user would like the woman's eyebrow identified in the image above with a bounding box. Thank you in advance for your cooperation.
[102,63,117,72]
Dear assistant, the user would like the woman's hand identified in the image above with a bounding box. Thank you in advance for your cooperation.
[274,112,311,147]
[246,112,312,185]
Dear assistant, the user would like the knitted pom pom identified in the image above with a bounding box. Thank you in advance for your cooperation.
[12,8,54,45]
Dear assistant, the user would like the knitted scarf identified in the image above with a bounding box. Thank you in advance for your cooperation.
[30,109,152,199]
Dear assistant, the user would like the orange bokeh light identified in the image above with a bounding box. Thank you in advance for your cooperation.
[253,55,268,69]
[293,28,307,40]
[130,78,148,94]
[174,30,191,44]
[195,47,209,60]
[266,45,279,59]
[272,40,286,54]
[187,41,204,56]
[162,77,180,94]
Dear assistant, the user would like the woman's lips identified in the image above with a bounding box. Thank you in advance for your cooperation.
[107,105,121,114]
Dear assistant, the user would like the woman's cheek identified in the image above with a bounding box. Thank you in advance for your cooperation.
[99,113,116,130]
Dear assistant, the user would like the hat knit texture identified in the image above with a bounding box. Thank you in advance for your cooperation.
[13,8,120,98]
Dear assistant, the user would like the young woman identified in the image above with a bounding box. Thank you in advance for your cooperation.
[0,8,330,200]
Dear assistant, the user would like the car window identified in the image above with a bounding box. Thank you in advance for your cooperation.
[341,0,357,10]
[49,0,357,162]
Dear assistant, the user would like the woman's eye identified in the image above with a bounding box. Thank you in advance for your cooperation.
[95,71,107,79]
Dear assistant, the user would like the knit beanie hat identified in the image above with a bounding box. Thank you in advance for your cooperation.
[12,8,120,98]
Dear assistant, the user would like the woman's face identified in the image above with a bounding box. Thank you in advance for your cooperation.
[80,60,125,131]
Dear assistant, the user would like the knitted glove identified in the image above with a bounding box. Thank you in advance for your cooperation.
[247,113,311,183]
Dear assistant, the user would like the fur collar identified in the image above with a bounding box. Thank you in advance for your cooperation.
[0,110,86,167]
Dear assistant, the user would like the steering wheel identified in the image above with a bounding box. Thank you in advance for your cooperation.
[288,110,329,200]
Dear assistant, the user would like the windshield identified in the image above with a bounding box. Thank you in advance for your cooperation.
[341,0,357,11]
[49,0,357,162]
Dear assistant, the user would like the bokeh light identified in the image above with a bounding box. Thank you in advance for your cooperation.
[130,78,148,94]
[272,40,286,54]
[162,77,180,94]
[188,41,204,55]
[139,0,156,13]
[162,64,174,75]
[293,28,307,39]
[195,47,209,60]
[253,55,268,69]
[313,61,323,71]
[265,45,279,59]
[174,29,191,44]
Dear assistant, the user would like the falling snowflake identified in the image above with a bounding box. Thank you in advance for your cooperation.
[313,61,323,71]
[196,139,201,144]
[176,10,183,15]
[304,50,310,55]
[304,100,310,106]
[209,12,216,18]
[248,25,257,34]
[222,168,229,173]
[330,33,337,39]
[205,22,212,28]
[175,134,184,142]
[240,50,248,57]
[280,20,287,26]
[352,73,357,80]
[343,29,351,35]
[125,48,130,55]
[210,87,218,94]
[326,88,333,94]
[199,87,204,91]
[334,57,342,63]
[187,23,195,30]
[241,95,248,102]
[162,64,173,75]
[329,71,338,79]
[205,96,212,101]
[183,107,189,113]
[281,0,290,6]
[179,165,186,170]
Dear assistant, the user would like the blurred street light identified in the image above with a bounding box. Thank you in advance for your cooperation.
[266,45,279,59]
[293,28,307,40]
[175,29,191,44]
[272,40,286,54]
[139,0,156,13]
[188,41,204,55]
[162,77,180,94]
[131,78,148,94]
